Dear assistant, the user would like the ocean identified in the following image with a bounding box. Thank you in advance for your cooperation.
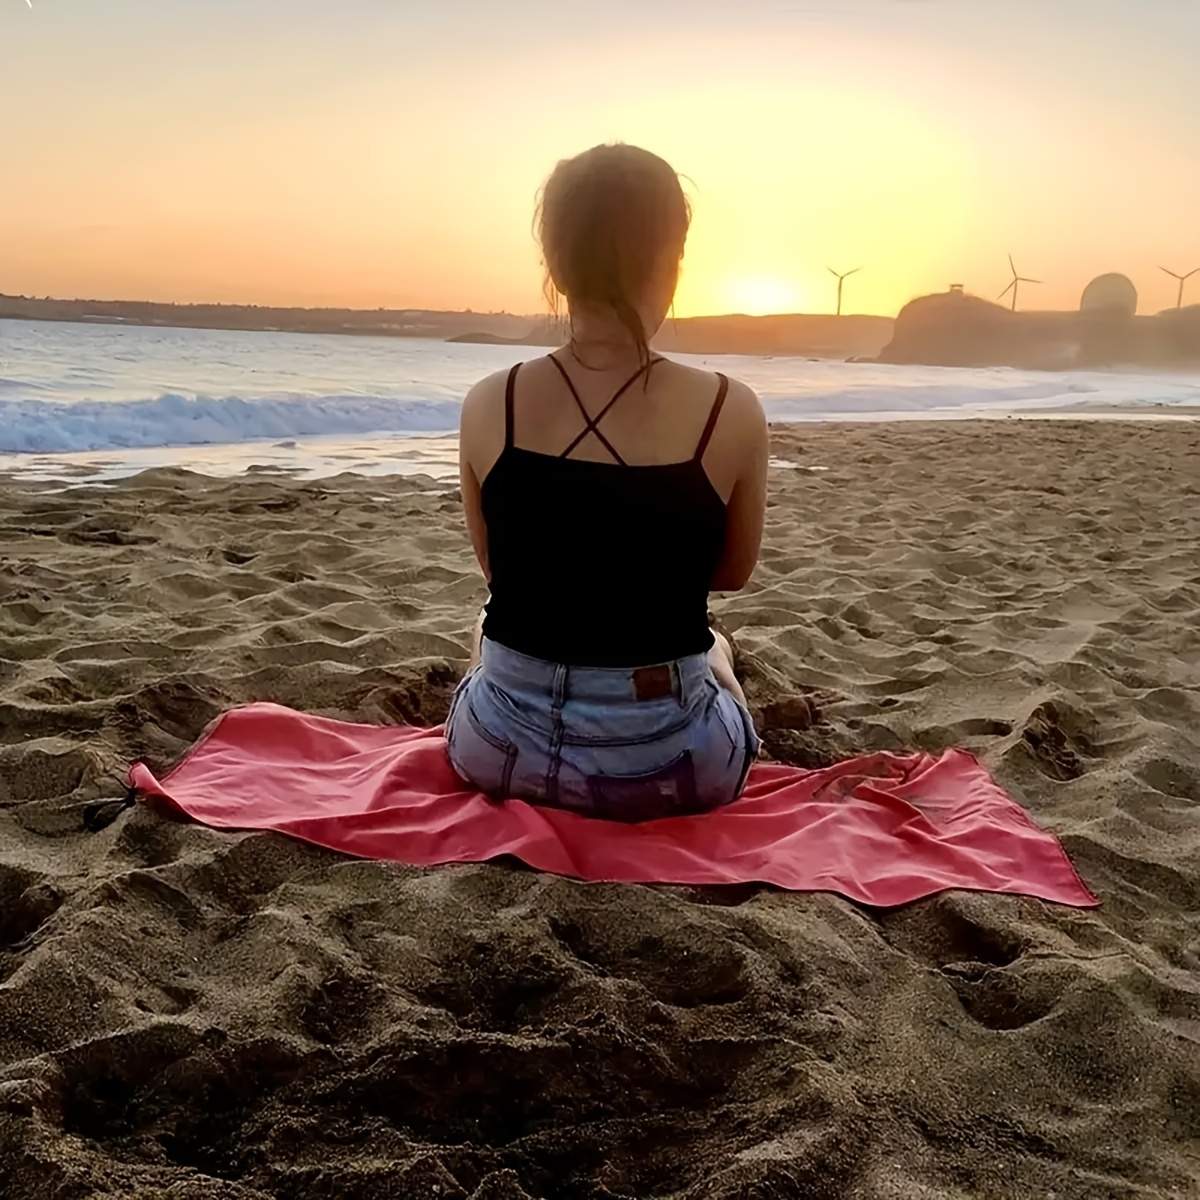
[2,318,1198,483]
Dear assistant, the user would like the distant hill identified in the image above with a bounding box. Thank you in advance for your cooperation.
[875,290,1200,370]
[657,313,894,359]
[451,313,895,359]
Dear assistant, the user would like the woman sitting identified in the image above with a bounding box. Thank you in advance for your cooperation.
[447,142,768,822]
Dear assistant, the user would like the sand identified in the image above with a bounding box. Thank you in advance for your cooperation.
[0,420,1197,1199]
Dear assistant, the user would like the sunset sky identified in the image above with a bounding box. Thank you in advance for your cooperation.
[3,0,1199,318]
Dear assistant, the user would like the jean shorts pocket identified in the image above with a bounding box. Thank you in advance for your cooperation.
[586,751,700,823]
[447,698,518,799]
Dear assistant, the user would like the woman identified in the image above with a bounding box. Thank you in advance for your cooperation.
[447,142,768,822]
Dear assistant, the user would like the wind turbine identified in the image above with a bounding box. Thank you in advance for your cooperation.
[998,255,1039,313]
[1159,265,1199,309]
[827,266,860,317]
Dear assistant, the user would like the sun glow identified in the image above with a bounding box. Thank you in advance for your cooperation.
[721,276,810,317]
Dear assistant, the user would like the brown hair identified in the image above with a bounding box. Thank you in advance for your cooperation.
[537,144,691,366]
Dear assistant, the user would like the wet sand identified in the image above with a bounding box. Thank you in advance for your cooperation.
[0,420,1197,1198]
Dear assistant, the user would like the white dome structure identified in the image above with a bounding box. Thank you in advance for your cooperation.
[1081,274,1138,318]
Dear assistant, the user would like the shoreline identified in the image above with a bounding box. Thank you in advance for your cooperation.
[1,410,1197,488]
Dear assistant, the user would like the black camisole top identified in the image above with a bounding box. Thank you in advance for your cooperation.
[479,357,729,668]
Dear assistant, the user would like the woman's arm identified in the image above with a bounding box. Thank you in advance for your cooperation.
[460,448,490,582]
[459,373,507,582]
[710,381,768,592]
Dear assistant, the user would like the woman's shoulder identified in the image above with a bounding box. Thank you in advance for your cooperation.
[463,364,516,407]
[659,360,763,428]
[660,357,755,394]
[460,363,522,437]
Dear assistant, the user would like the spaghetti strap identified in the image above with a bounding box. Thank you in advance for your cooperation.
[548,355,587,419]
[504,363,520,449]
[693,373,729,461]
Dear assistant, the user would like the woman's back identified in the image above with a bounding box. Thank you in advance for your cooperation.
[480,356,730,666]
[461,350,767,668]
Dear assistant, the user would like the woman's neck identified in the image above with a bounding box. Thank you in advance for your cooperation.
[566,310,648,372]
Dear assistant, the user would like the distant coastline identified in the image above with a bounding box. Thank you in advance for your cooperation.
[11,291,1196,370]
[0,294,535,344]
[0,294,894,360]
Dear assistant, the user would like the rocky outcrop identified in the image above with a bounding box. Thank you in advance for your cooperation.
[876,291,1200,370]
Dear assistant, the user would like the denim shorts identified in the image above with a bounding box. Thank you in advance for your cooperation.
[444,637,761,822]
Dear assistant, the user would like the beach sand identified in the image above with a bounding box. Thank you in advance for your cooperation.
[0,420,1197,1199]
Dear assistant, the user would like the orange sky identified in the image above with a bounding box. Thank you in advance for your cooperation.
[3,0,1200,318]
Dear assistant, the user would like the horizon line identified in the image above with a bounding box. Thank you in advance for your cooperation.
[1,292,896,321]
[2,289,1195,322]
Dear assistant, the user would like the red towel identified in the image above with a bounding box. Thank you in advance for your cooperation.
[129,703,1097,909]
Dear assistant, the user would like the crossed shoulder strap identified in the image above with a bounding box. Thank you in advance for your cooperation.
[547,356,659,466]
[506,358,727,464]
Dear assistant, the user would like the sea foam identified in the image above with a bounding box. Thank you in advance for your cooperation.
[0,393,463,454]
[1,318,1198,456]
